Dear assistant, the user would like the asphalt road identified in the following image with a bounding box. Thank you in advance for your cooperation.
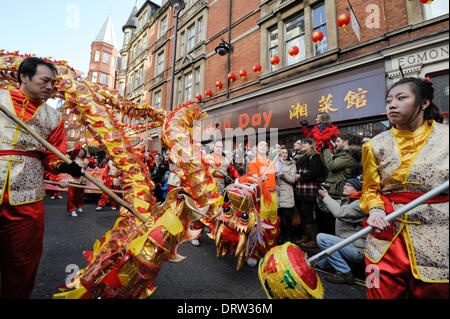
[30,193,366,300]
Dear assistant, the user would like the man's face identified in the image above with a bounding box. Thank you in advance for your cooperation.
[342,183,357,196]
[21,64,56,100]
[293,140,302,151]
[335,137,347,150]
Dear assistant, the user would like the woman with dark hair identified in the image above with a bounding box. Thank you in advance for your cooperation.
[301,112,341,153]
[360,77,448,299]
[294,138,324,247]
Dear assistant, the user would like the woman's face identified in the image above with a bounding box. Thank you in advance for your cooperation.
[281,149,288,159]
[79,148,85,157]
[315,114,321,124]
[386,83,427,129]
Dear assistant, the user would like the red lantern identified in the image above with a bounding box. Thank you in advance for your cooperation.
[312,30,324,43]
[270,55,280,66]
[228,72,236,83]
[253,63,262,73]
[419,0,434,3]
[196,94,202,101]
[239,69,247,79]
[337,13,350,31]
[205,89,212,98]
[216,81,223,90]
[288,46,299,57]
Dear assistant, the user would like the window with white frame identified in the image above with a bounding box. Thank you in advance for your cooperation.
[187,24,196,51]
[197,18,203,42]
[312,4,327,56]
[154,90,162,108]
[184,72,193,101]
[423,0,449,19]
[156,51,165,74]
[139,66,144,86]
[160,16,168,37]
[194,67,201,95]
[100,73,108,85]
[94,50,100,62]
[268,26,279,72]
[176,77,183,106]
[285,14,306,66]
[92,72,98,83]
[121,55,128,70]
[103,52,110,64]
[180,31,185,56]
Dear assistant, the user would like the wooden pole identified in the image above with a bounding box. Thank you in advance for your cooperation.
[44,180,124,194]
[0,102,146,222]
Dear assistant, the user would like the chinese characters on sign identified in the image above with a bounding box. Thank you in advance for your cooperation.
[289,88,369,120]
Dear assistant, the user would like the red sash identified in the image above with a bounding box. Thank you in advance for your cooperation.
[0,150,41,159]
[365,191,449,241]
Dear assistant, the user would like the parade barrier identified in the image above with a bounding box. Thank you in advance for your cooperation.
[0,101,146,222]
[259,180,449,299]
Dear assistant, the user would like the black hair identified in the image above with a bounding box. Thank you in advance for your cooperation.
[387,77,443,124]
[17,57,58,85]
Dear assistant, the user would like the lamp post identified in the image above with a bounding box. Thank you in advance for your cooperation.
[169,0,185,111]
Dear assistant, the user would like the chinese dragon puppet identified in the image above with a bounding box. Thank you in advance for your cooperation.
[0,50,287,299]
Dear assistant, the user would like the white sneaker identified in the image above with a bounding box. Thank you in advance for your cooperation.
[70,211,78,217]
[96,206,103,211]
[111,207,117,210]
[191,239,200,246]
[77,208,83,213]
[246,257,258,267]
[57,195,64,199]
[50,196,55,200]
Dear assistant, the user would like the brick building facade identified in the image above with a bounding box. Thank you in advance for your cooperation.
[118,0,448,152]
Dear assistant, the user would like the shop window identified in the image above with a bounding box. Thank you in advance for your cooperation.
[285,14,306,66]
[426,71,449,122]
[312,3,328,56]
[423,0,449,20]
[268,26,278,72]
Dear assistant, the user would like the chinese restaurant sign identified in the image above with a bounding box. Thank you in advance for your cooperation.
[202,63,386,137]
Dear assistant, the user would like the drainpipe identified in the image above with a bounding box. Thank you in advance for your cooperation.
[226,0,232,99]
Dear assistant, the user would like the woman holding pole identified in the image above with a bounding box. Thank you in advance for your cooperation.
[360,77,448,299]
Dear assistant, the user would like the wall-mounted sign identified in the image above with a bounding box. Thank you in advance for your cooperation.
[202,63,386,139]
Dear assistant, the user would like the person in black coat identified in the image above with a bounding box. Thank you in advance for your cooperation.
[294,138,324,248]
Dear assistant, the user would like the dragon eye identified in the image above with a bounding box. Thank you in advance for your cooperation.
[240,212,249,222]
[223,206,232,216]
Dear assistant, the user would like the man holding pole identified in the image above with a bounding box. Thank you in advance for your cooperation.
[0,57,83,298]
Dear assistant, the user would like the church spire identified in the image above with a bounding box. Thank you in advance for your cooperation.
[94,15,118,48]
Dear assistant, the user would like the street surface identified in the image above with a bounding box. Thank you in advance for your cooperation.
[31,193,366,300]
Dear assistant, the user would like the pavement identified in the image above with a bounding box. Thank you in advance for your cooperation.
[30,193,366,300]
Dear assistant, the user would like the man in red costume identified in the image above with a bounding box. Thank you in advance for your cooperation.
[0,57,83,298]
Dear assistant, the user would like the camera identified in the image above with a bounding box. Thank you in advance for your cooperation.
[320,183,330,191]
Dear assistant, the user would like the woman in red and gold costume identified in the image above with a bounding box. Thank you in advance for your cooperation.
[360,77,448,299]
[66,144,89,217]
[0,57,83,298]
[96,155,121,211]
